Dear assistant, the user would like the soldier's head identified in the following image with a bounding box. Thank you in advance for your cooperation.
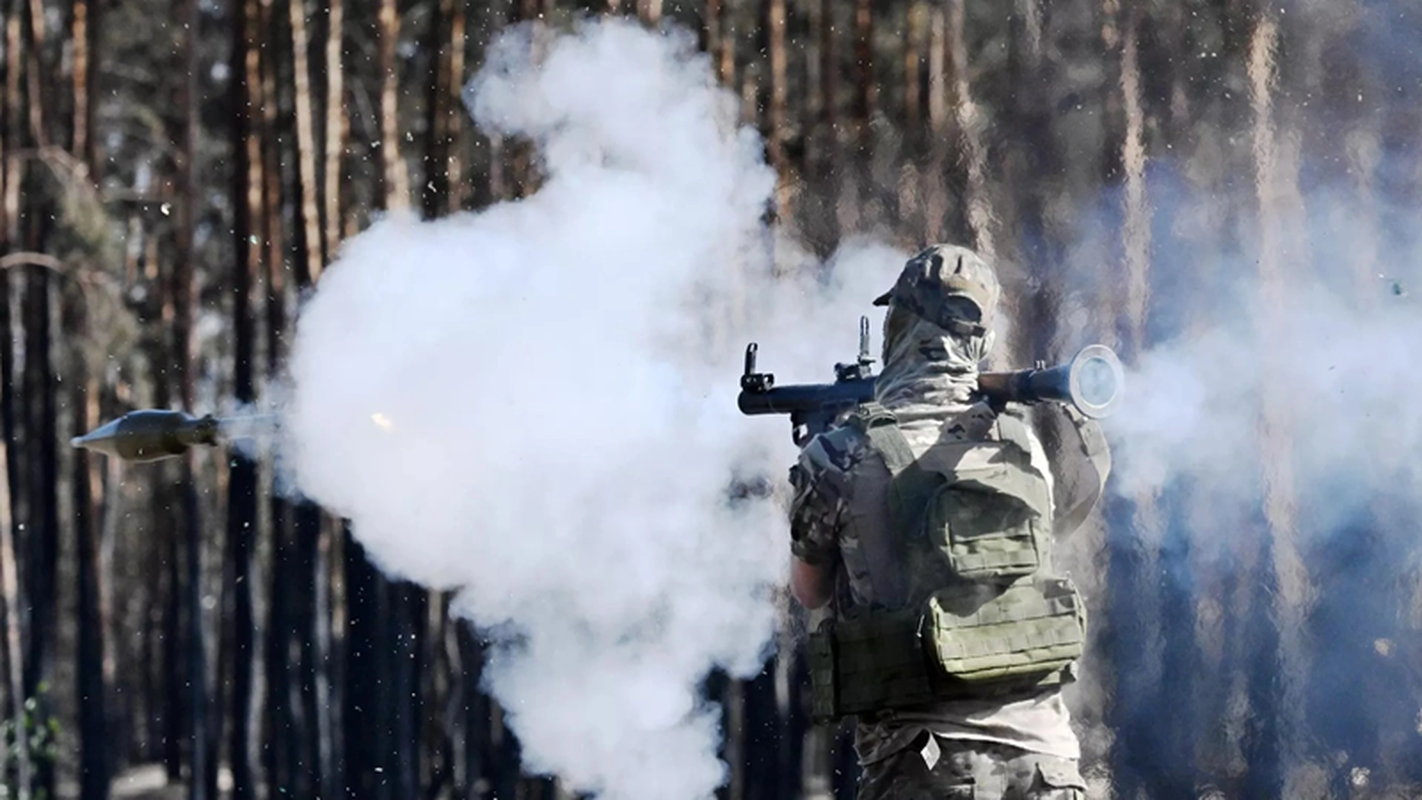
[873,243,999,369]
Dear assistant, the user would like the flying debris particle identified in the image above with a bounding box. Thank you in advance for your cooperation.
[1377,274,1407,297]
[160,202,172,216]
[370,412,394,431]
[1374,638,1394,657]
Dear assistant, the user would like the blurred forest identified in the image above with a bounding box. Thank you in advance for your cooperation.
[1,0,1422,797]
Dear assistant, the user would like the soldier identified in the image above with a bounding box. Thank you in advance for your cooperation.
[786,244,1111,799]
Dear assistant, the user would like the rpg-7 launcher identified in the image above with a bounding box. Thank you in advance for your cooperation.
[738,316,1123,446]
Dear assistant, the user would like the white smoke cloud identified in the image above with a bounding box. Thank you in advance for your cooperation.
[1064,168,1422,791]
[1101,265,1422,529]
[279,18,903,800]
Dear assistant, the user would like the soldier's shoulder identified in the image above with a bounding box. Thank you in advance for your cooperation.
[992,403,1045,451]
[798,423,871,476]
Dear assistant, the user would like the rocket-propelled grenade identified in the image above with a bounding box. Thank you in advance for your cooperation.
[71,409,277,462]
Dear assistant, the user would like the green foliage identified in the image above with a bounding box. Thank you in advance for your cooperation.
[0,687,62,800]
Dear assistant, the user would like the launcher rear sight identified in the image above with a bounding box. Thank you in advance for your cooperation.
[738,316,880,446]
[741,316,876,392]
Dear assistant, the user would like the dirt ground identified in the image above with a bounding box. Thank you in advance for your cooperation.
[56,763,233,800]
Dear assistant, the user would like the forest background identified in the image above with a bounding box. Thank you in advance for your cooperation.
[1,0,1422,798]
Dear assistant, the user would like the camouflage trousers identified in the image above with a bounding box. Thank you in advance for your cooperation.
[857,734,1087,800]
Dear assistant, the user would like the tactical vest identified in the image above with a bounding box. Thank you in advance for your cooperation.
[806,402,1087,723]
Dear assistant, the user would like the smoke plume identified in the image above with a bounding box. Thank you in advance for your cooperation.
[1071,166,1422,793]
[279,18,901,799]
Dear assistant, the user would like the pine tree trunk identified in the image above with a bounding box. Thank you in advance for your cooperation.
[924,4,950,241]
[292,501,322,798]
[1119,12,1151,360]
[946,0,993,264]
[421,593,450,797]
[227,0,260,791]
[172,0,208,791]
[810,0,838,250]
[264,515,296,794]
[286,0,331,780]
[0,2,29,794]
[160,426,183,783]
[389,583,424,799]
[837,0,872,234]
[289,0,324,275]
[0,80,26,793]
[343,530,385,800]
[1247,11,1308,796]
[322,0,344,256]
[313,517,337,800]
[70,0,88,161]
[317,1,346,789]
[378,0,409,208]
[68,287,109,800]
[15,13,58,786]
[445,0,467,212]
[421,0,451,220]
[766,0,789,218]
[898,2,927,238]
[456,625,490,796]
[0,394,23,800]
[21,254,58,800]
[1100,8,1171,795]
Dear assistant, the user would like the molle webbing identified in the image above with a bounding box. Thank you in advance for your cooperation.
[854,403,1052,582]
[808,610,936,721]
[940,523,1039,576]
[806,577,1083,721]
[926,578,1085,683]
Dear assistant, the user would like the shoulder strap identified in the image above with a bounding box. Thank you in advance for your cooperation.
[849,402,915,475]
[993,410,1037,466]
[981,410,1053,518]
[850,403,940,538]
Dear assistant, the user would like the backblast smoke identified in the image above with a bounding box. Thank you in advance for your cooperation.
[1064,142,1422,797]
[279,18,902,800]
[265,7,1422,799]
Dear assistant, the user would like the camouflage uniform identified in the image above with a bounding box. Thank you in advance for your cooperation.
[856,736,1086,800]
[787,245,1110,800]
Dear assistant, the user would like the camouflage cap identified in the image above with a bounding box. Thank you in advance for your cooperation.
[872,244,999,337]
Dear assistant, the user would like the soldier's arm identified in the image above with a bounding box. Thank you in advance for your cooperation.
[790,559,833,609]
[786,436,847,610]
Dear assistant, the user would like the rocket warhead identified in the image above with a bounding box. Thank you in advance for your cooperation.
[71,409,221,462]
